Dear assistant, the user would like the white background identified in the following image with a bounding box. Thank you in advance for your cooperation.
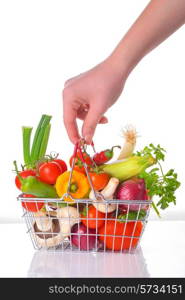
[0,0,185,222]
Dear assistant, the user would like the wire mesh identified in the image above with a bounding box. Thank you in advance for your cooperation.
[18,196,152,253]
[17,139,152,253]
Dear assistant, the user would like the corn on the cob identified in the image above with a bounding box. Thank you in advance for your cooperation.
[100,155,155,181]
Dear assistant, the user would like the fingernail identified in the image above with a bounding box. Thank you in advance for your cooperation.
[101,119,108,124]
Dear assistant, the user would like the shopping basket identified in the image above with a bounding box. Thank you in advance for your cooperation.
[17,141,152,253]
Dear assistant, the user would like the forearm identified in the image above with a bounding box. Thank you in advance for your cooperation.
[63,0,185,144]
[109,0,185,76]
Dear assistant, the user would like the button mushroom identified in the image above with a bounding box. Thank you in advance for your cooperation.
[33,217,65,248]
[57,206,80,236]
[34,211,54,232]
[89,177,119,213]
[33,207,80,248]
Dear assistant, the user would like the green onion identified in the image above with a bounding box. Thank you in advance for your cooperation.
[30,114,46,161]
[30,115,52,165]
[38,123,51,160]
[22,126,33,167]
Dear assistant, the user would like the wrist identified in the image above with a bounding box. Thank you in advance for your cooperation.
[107,45,136,80]
[103,54,130,85]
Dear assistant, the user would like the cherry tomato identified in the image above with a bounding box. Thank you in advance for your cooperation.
[81,205,105,229]
[15,170,36,190]
[39,161,64,185]
[98,220,143,251]
[89,172,110,191]
[53,159,67,173]
[69,150,92,174]
[21,194,44,212]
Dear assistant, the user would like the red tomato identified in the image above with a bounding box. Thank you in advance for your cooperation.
[15,170,36,190]
[89,172,110,191]
[81,205,105,229]
[39,161,64,185]
[98,220,143,251]
[21,194,44,212]
[69,151,92,174]
[53,159,67,173]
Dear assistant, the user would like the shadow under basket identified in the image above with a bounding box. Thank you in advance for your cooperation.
[17,196,152,253]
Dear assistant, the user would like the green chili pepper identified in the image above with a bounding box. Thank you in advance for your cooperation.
[14,161,58,198]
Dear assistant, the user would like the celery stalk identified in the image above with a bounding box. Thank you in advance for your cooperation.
[101,155,156,181]
[22,126,33,167]
[38,123,51,159]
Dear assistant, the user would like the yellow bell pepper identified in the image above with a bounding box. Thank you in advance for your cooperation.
[56,170,90,202]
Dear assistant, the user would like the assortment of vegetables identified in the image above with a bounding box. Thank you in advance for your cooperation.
[14,115,181,251]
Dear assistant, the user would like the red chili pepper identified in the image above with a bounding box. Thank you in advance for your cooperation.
[69,150,92,174]
[93,145,121,165]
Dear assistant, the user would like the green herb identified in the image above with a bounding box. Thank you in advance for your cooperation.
[136,143,166,161]
[136,144,180,216]
[118,210,147,221]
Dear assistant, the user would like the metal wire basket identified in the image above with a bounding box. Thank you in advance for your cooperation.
[17,141,152,253]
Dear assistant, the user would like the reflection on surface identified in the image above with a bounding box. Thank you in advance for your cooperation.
[27,246,150,278]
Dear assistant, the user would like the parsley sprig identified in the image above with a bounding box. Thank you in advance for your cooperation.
[136,144,180,217]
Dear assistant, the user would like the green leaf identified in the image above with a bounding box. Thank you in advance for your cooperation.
[136,144,181,215]
[136,143,166,162]
[118,210,147,221]
[81,206,88,216]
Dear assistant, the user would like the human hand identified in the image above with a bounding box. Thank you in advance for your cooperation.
[63,0,185,145]
[63,58,126,144]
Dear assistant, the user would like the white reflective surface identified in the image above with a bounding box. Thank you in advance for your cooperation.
[28,247,149,278]
[0,221,185,277]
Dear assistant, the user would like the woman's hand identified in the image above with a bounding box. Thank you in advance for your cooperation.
[63,0,185,145]
[63,58,127,144]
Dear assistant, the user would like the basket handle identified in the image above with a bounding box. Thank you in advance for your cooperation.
[63,139,103,202]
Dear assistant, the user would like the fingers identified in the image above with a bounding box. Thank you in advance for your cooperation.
[99,116,108,124]
[63,82,108,145]
[77,108,108,124]
[82,106,106,144]
[63,90,81,144]
[64,77,76,87]
[64,73,83,87]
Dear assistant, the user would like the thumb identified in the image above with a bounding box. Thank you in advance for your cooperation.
[82,106,105,144]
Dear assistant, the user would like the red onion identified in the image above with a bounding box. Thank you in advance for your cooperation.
[115,178,148,212]
[71,223,97,251]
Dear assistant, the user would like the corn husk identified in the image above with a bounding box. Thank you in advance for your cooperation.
[101,155,155,181]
